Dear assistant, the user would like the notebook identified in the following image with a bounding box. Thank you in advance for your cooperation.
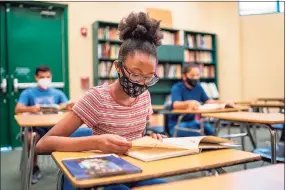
[62,154,142,180]
[126,136,240,162]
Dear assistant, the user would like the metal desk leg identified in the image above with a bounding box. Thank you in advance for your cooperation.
[240,124,245,151]
[245,123,257,149]
[173,114,185,137]
[21,127,29,189]
[27,132,37,190]
[215,168,227,174]
[214,119,221,135]
[265,124,277,164]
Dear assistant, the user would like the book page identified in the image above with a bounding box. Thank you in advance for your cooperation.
[127,147,199,162]
[131,136,186,150]
[198,103,226,110]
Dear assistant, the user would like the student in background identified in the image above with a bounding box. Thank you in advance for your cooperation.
[36,12,166,190]
[168,63,234,137]
[15,65,75,184]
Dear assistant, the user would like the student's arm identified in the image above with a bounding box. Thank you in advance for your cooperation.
[171,85,200,110]
[15,90,41,114]
[36,111,131,154]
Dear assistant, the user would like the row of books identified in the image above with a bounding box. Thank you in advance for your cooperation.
[98,27,120,41]
[199,65,215,78]
[98,43,120,59]
[161,31,180,45]
[184,51,212,63]
[186,34,213,49]
[157,64,181,78]
[98,61,118,78]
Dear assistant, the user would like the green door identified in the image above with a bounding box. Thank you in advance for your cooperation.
[3,2,69,148]
[0,4,11,148]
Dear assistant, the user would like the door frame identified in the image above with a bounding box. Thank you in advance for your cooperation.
[5,1,70,98]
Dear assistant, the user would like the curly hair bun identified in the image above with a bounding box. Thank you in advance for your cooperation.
[118,12,163,46]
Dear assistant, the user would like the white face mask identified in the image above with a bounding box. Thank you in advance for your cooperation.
[38,78,52,90]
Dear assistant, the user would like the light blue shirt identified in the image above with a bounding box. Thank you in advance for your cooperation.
[18,87,68,106]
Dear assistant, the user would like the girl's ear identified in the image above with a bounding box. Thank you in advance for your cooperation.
[182,74,186,81]
[114,60,122,76]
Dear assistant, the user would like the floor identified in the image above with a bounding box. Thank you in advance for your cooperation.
[1,126,274,190]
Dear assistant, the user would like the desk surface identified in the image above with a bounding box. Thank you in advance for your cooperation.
[152,105,165,111]
[257,98,284,102]
[14,112,68,127]
[52,149,260,188]
[166,106,249,114]
[134,164,284,190]
[251,102,285,108]
[202,112,284,124]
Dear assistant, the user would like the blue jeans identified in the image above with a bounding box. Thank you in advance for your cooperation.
[63,128,167,190]
[170,120,215,137]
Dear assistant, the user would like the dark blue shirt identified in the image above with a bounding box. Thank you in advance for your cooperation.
[168,82,209,128]
[18,87,68,106]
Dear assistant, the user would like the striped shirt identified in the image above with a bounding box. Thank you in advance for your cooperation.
[72,83,153,141]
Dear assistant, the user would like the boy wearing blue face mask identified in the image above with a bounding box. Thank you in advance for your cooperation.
[15,65,74,184]
[168,64,234,137]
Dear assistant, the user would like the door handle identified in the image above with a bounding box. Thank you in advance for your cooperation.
[13,78,19,92]
[1,78,7,93]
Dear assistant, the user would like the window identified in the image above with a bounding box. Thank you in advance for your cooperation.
[239,1,284,15]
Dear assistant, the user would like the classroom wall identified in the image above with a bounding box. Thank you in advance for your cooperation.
[240,13,284,100]
[64,2,242,101]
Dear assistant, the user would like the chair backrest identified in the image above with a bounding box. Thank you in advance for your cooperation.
[163,95,172,136]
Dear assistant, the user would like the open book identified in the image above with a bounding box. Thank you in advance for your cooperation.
[198,103,226,110]
[126,136,239,162]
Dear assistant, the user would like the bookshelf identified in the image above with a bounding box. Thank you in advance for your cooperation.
[92,21,218,105]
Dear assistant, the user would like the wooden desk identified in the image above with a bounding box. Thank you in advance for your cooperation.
[251,102,285,108]
[14,112,68,127]
[14,112,68,190]
[257,98,284,102]
[134,164,284,190]
[171,106,249,114]
[202,112,284,164]
[52,149,261,188]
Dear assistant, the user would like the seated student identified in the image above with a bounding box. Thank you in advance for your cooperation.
[15,65,75,184]
[168,63,234,137]
[36,12,166,190]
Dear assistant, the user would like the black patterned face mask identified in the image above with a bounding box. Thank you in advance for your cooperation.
[118,66,148,98]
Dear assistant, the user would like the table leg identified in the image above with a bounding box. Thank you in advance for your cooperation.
[21,127,29,190]
[215,168,227,174]
[240,124,245,151]
[245,123,257,149]
[265,124,277,164]
[214,119,221,135]
[27,132,37,190]
[173,114,185,137]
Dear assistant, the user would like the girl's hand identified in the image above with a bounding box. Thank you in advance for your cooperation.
[96,134,132,154]
[150,133,167,141]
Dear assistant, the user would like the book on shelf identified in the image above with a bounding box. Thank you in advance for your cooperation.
[200,65,215,78]
[98,61,118,78]
[186,34,195,48]
[184,50,195,62]
[161,31,179,45]
[98,43,120,59]
[161,64,181,79]
[127,136,239,162]
[62,154,141,180]
[201,82,219,99]
[196,52,212,63]
[98,26,120,41]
